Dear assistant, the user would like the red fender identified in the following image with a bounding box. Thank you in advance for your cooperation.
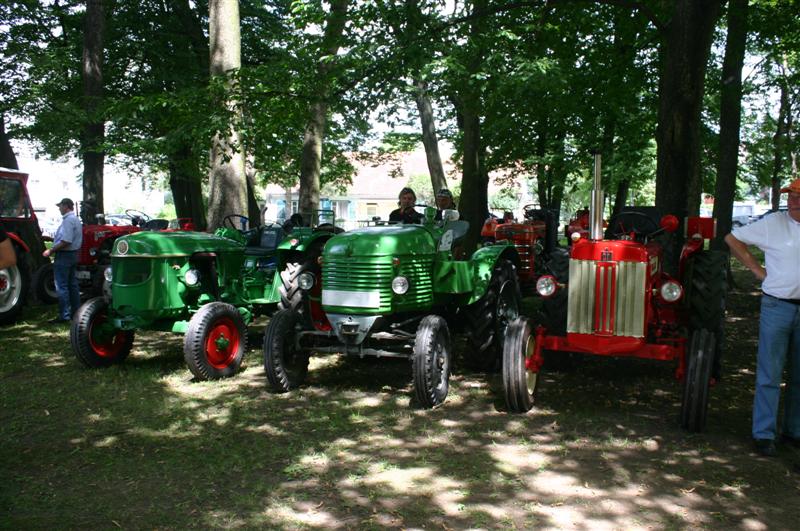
[4,232,30,253]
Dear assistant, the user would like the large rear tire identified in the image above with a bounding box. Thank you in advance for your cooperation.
[503,317,539,413]
[71,297,134,367]
[412,315,451,408]
[184,302,246,380]
[463,259,521,371]
[263,309,309,392]
[278,247,323,327]
[0,249,30,325]
[680,328,715,432]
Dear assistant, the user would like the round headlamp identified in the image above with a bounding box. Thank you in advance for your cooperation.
[570,231,581,243]
[536,275,558,298]
[89,248,98,257]
[391,276,410,295]
[184,269,200,286]
[116,240,129,255]
[298,272,315,290]
[103,266,113,283]
[659,280,683,302]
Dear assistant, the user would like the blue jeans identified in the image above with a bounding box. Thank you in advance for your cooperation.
[53,251,80,321]
[753,294,800,440]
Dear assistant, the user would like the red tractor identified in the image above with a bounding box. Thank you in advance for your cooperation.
[0,168,55,324]
[493,205,559,291]
[502,154,727,432]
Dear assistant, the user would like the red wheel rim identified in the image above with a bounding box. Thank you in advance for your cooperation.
[205,317,241,369]
[88,312,128,358]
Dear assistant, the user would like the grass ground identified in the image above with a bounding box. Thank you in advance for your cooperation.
[1,261,799,529]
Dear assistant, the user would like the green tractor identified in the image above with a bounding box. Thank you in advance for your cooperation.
[69,212,339,380]
[263,207,521,408]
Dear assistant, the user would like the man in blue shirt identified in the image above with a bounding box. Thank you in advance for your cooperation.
[44,198,82,323]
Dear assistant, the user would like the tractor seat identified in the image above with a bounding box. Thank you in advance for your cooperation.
[142,219,169,231]
[245,225,283,257]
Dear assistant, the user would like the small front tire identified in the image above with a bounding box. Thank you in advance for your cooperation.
[503,317,539,413]
[412,315,452,408]
[680,328,715,432]
[71,297,134,367]
[184,302,247,380]
[32,262,58,304]
[263,309,309,392]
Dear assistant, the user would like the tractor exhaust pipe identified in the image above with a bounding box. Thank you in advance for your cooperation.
[590,152,604,240]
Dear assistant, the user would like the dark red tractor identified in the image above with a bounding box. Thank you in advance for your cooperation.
[565,208,591,241]
[493,205,559,291]
[502,154,727,432]
[0,168,55,324]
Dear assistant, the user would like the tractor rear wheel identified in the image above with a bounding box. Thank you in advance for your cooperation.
[278,247,323,327]
[463,259,521,371]
[412,315,451,408]
[503,317,539,413]
[264,309,309,392]
[540,247,569,336]
[680,328,715,432]
[32,262,58,304]
[71,297,134,367]
[0,249,30,325]
[684,250,727,379]
[184,302,246,380]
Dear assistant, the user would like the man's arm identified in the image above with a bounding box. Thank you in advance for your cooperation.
[725,233,766,281]
[43,239,72,257]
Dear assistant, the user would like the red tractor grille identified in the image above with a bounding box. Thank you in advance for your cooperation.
[567,259,647,337]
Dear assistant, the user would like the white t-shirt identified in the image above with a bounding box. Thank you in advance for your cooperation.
[732,211,800,299]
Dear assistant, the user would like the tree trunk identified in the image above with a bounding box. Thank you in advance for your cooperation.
[655,0,721,222]
[298,0,348,218]
[0,115,18,170]
[207,0,246,230]
[712,0,748,251]
[245,166,261,226]
[771,62,790,211]
[80,0,106,225]
[168,145,207,230]
[414,79,447,193]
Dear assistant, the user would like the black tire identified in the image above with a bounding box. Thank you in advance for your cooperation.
[412,315,452,408]
[183,302,247,380]
[503,317,539,413]
[0,249,30,326]
[680,328,715,432]
[463,259,521,371]
[263,309,309,392]
[70,297,134,368]
[32,262,58,304]
[278,248,323,327]
[540,247,569,336]
[684,250,727,379]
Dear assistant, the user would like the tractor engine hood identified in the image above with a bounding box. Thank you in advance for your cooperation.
[111,231,243,258]
[324,225,437,258]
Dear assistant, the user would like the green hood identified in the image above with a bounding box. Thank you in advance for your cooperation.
[112,231,243,258]
[324,225,437,258]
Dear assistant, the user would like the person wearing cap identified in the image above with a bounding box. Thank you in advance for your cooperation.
[44,198,83,324]
[726,179,800,457]
[434,188,457,221]
[0,222,17,270]
[389,187,422,224]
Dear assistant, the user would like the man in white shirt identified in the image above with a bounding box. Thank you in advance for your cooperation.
[43,198,83,324]
[726,179,800,456]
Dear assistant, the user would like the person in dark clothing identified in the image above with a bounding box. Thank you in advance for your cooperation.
[389,187,423,224]
[434,188,457,221]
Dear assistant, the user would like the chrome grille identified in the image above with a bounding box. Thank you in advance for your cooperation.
[567,259,646,337]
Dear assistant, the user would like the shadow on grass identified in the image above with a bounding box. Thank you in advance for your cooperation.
[1,269,798,529]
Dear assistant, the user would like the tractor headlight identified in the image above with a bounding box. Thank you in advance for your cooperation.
[570,231,581,243]
[659,280,683,302]
[298,272,315,290]
[184,269,200,286]
[89,248,98,257]
[536,275,558,298]
[391,276,410,295]
[103,266,113,282]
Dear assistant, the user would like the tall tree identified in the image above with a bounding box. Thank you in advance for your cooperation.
[0,115,17,169]
[712,0,749,251]
[81,0,106,224]
[298,0,349,218]
[207,0,247,230]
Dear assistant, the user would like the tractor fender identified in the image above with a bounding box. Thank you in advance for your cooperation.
[5,232,30,253]
[465,244,520,304]
[276,232,332,266]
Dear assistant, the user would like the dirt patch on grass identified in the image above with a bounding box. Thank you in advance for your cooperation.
[1,264,799,529]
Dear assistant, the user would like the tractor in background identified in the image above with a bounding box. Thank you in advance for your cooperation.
[493,205,560,293]
[503,154,726,432]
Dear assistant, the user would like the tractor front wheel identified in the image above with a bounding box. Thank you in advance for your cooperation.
[263,309,309,392]
[184,302,246,380]
[502,317,539,413]
[71,297,134,367]
[680,328,715,432]
[32,262,58,304]
[412,315,452,408]
[463,259,521,371]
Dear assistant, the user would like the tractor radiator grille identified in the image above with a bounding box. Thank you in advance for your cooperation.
[567,259,646,337]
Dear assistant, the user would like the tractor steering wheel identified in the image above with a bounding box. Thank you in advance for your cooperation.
[607,211,660,240]
[522,204,546,221]
[223,214,250,231]
[125,209,150,227]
